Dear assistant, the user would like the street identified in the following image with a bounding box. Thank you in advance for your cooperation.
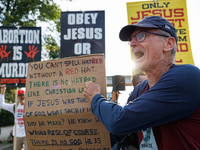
[0,126,13,150]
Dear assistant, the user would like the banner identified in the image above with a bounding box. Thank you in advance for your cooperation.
[127,0,194,72]
[0,26,41,87]
[60,11,105,58]
[24,54,111,150]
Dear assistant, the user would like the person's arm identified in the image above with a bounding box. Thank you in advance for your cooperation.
[0,85,6,107]
[85,65,200,135]
[0,85,15,114]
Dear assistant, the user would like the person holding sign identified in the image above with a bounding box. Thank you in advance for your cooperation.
[0,85,28,150]
[107,90,120,103]
[83,16,200,150]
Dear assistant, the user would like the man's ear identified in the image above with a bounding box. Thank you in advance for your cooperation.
[163,37,176,52]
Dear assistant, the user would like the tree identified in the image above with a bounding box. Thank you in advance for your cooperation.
[0,0,71,59]
[0,0,71,103]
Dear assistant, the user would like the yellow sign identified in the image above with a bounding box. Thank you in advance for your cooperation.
[127,0,194,66]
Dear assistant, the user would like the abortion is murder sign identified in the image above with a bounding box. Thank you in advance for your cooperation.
[24,54,111,150]
[0,26,41,87]
[60,11,105,58]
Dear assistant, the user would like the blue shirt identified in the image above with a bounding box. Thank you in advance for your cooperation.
[90,64,200,136]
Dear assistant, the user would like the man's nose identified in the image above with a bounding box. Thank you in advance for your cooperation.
[130,38,138,48]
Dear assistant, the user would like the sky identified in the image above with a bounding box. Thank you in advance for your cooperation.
[54,0,200,106]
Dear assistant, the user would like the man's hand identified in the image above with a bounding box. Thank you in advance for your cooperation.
[83,81,101,102]
[0,84,6,95]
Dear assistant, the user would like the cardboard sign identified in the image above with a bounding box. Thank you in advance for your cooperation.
[24,54,111,150]
[60,11,105,58]
[0,26,41,87]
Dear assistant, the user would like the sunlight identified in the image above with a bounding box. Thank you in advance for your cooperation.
[130,61,136,75]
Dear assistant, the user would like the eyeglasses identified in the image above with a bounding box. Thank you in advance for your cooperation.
[128,31,169,42]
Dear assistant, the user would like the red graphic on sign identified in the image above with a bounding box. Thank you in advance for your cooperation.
[0,78,19,84]
[24,45,39,61]
[0,45,11,61]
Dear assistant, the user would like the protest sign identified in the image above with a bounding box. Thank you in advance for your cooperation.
[24,54,111,150]
[60,11,105,58]
[0,26,41,87]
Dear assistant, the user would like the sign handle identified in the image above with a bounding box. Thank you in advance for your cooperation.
[13,86,18,150]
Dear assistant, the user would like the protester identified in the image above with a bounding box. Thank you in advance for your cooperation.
[0,85,28,150]
[107,90,120,103]
[131,72,147,88]
[83,16,200,150]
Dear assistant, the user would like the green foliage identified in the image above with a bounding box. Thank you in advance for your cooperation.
[5,87,16,103]
[0,87,24,127]
[0,0,72,59]
[0,109,14,126]
[0,0,61,26]
[0,87,15,127]
[44,34,60,59]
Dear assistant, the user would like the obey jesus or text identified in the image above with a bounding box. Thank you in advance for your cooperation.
[24,54,111,150]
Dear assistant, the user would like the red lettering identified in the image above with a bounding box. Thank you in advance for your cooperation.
[141,10,151,18]
[174,8,184,17]
[167,19,184,27]
[99,58,103,64]
[18,122,24,125]
[152,9,162,17]
[0,78,19,84]
[66,68,71,75]
[175,59,183,63]
[17,109,23,112]
[129,8,184,25]
[163,9,173,18]
[131,11,140,20]
[175,19,185,27]
[179,43,188,52]
[176,46,179,52]
[92,58,96,64]
[91,58,103,64]
[17,118,24,121]
[176,43,188,52]
[131,22,138,24]
[66,68,78,75]
[20,79,26,84]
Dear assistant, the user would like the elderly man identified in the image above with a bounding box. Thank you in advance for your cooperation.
[0,85,28,150]
[83,16,200,150]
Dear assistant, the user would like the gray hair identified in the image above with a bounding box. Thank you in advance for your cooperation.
[156,29,177,62]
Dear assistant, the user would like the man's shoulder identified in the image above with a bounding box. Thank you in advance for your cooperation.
[172,64,199,72]
[167,64,200,80]
[166,64,200,90]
